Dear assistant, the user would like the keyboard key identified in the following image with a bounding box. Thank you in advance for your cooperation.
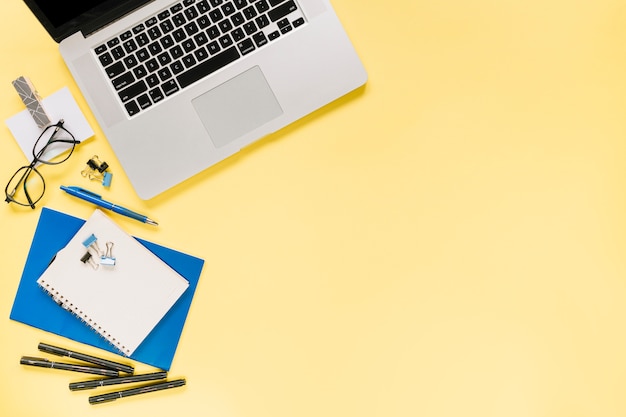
[149,87,165,103]
[194,32,209,45]
[268,0,297,22]
[119,80,147,102]
[182,39,196,53]
[160,19,175,33]
[124,39,137,54]
[184,6,199,20]
[184,21,200,35]
[137,48,150,61]
[182,54,197,68]
[148,41,163,55]
[162,80,180,96]
[158,68,173,81]
[219,20,233,33]
[268,30,280,41]
[177,46,240,88]
[232,28,245,41]
[157,52,172,66]
[98,52,113,67]
[161,34,175,49]
[231,12,245,26]
[255,0,269,13]
[252,31,268,47]
[243,21,257,35]
[171,60,185,74]
[171,45,185,59]
[125,100,140,116]
[113,72,136,90]
[222,2,236,16]
[148,27,162,40]
[133,65,148,79]
[172,13,186,26]
[209,9,223,23]
[146,74,160,87]
[219,34,233,47]
[136,33,150,46]
[111,46,125,60]
[137,94,152,109]
[207,41,221,54]
[195,47,210,61]
[207,25,220,39]
[145,58,159,72]
[255,14,270,28]
[105,61,125,78]
[173,28,187,42]
[243,6,257,19]
[237,38,255,55]
[123,55,139,68]
[197,0,210,13]
[198,15,212,29]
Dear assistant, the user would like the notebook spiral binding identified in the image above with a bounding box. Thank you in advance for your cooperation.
[38,280,131,356]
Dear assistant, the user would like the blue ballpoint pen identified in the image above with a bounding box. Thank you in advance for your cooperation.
[60,186,158,226]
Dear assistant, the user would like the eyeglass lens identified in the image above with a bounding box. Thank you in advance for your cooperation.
[5,121,78,208]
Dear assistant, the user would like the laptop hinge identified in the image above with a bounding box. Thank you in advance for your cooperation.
[81,1,154,38]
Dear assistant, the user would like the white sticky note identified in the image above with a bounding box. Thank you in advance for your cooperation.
[6,87,95,162]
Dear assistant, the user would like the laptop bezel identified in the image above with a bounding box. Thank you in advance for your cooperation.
[22,0,151,43]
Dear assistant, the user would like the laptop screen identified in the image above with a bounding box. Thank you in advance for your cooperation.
[23,0,149,43]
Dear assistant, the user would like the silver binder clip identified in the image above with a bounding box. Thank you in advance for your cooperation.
[100,241,116,267]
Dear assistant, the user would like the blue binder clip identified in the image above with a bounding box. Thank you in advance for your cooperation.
[82,234,102,255]
[81,234,102,270]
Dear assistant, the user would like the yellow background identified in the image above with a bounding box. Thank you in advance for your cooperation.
[2,0,626,415]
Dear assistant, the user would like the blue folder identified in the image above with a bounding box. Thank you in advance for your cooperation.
[10,207,204,371]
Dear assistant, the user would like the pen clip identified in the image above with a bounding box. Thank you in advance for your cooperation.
[75,187,102,199]
[20,356,49,365]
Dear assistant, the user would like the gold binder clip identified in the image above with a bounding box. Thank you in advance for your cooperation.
[81,155,112,187]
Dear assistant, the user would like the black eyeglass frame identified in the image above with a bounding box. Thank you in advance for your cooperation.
[5,119,80,209]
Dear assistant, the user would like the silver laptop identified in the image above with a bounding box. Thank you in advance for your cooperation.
[23,0,367,199]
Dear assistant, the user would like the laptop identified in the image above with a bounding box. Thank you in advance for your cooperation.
[22,0,367,199]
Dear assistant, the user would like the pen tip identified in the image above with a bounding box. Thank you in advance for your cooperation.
[146,219,159,226]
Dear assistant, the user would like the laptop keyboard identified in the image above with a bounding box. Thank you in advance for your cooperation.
[94,0,306,117]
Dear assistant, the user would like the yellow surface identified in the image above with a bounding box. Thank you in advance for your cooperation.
[2,0,626,415]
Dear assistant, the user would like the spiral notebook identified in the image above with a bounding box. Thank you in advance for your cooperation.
[36,209,189,357]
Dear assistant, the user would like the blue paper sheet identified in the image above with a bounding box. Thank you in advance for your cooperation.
[10,207,204,371]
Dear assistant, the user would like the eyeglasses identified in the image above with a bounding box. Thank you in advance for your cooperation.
[5,119,80,209]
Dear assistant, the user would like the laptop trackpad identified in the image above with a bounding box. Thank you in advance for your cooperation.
[192,66,283,148]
